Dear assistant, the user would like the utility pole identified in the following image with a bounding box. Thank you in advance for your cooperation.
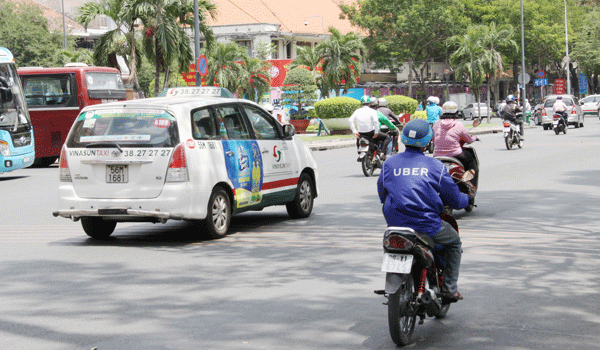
[520,0,526,107]
[194,0,201,86]
[564,0,571,95]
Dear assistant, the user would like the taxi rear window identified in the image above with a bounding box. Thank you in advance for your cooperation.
[66,109,179,148]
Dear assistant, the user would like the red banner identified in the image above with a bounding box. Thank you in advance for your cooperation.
[184,59,294,88]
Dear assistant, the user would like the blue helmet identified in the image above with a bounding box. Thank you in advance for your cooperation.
[506,95,516,103]
[401,119,432,147]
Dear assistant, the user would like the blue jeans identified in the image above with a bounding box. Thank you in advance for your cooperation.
[432,221,462,294]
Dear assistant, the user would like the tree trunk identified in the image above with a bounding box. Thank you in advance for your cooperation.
[154,37,160,97]
[486,80,491,123]
[408,58,413,99]
[162,66,170,91]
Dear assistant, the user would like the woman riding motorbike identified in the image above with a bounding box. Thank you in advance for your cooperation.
[432,101,479,175]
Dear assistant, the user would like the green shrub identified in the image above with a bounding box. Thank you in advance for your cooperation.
[385,95,418,115]
[314,97,361,119]
[411,111,427,120]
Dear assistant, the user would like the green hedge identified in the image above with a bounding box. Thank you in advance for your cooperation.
[314,97,361,119]
[384,95,418,115]
[411,111,427,120]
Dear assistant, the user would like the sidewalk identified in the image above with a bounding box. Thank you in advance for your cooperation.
[299,125,506,151]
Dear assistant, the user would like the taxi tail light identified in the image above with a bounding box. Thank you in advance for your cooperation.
[166,143,189,182]
[59,145,72,182]
[542,108,547,116]
[571,109,577,115]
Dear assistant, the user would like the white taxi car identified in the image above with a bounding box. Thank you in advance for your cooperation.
[53,87,318,239]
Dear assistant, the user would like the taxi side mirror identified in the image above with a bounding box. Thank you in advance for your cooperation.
[283,123,296,138]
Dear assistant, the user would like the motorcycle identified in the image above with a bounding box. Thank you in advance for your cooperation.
[503,111,524,150]
[375,213,459,346]
[552,112,568,135]
[434,119,480,214]
[357,136,385,177]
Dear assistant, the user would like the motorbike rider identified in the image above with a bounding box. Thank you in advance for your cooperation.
[377,119,472,302]
[433,101,479,176]
[501,95,525,139]
[426,96,443,124]
[377,97,401,124]
[553,95,568,126]
[370,97,398,155]
[349,96,392,159]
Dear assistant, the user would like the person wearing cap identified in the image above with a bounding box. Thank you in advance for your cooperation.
[377,119,471,303]
[349,95,392,158]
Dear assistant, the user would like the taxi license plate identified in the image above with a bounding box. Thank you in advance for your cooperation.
[381,253,413,274]
[106,165,128,183]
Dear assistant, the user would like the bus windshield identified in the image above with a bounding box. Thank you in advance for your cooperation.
[0,62,30,129]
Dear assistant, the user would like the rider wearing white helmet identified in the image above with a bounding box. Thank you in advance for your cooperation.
[426,96,443,124]
[377,97,401,124]
[349,96,392,158]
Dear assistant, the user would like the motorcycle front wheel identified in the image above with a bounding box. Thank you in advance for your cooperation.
[388,274,417,346]
[361,152,376,177]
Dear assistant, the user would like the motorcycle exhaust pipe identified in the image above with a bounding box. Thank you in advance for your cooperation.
[420,290,441,317]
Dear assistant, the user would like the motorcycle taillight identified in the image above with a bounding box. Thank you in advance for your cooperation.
[553,115,561,119]
[503,121,510,127]
[360,140,369,147]
[384,235,414,250]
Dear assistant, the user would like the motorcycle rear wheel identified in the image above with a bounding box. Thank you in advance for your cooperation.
[554,127,560,135]
[388,274,417,346]
[361,152,376,177]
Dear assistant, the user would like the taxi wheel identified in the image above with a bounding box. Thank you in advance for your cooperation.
[81,217,117,239]
[204,188,231,239]
[286,174,314,219]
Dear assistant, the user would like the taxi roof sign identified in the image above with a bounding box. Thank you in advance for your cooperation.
[158,86,234,98]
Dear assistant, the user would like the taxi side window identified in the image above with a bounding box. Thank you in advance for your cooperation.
[215,105,251,140]
[241,104,279,140]
[191,108,218,139]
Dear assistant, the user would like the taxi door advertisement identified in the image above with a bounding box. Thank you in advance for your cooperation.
[222,140,263,209]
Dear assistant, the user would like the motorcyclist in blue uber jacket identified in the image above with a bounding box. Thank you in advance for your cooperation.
[377,119,472,302]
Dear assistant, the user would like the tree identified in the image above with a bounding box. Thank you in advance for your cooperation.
[449,27,486,110]
[202,42,247,93]
[0,0,64,67]
[478,22,517,122]
[78,0,143,93]
[571,9,600,94]
[288,45,324,96]
[316,27,364,98]
[340,0,467,97]
[138,0,216,96]
[282,67,317,119]
[237,58,272,103]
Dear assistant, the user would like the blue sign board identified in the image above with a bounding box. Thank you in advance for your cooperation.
[534,78,548,87]
[579,73,588,94]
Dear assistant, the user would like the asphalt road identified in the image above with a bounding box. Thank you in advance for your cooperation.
[0,118,599,350]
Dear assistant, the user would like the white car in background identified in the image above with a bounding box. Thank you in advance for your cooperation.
[53,87,319,239]
[579,94,600,118]
[462,103,493,120]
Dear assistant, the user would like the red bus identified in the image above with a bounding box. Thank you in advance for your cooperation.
[18,65,127,166]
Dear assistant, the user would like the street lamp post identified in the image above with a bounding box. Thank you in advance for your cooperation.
[304,15,325,38]
[194,0,201,86]
[520,0,526,107]
[61,0,67,49]
[564,0,571,95]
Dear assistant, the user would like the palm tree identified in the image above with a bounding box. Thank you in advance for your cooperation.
[288,45,324,97]
[449,27,486,116]
[77,0,143,94]
[478,23,517,122]
[203,42,247,93]
[237,58,272,103]
[137,0,216,96]
[317,27,364,98]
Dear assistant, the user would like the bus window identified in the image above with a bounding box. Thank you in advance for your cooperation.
[21,75,75,107]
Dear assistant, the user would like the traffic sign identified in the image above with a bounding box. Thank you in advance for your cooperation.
[537,71,545,79]
[534,78,548,86]
[579,73,588,94]
[554,79,565,95]
[197,55,208,77]
[518,73,530,85]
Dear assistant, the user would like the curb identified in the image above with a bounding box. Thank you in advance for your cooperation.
[303,127,506,151]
